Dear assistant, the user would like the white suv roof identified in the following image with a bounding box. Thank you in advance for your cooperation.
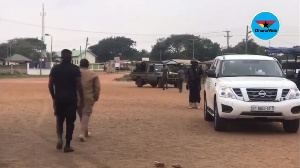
[215,55,275,61]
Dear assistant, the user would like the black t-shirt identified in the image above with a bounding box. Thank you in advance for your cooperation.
[49,62,81,103]
[186,66,203,85]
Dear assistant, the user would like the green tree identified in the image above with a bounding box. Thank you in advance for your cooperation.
[151,34,221,61]
[0,38,46,61]
[89,36,138,62]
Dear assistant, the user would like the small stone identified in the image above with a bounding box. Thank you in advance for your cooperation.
[154,161,165,167]
[172,164,183,168]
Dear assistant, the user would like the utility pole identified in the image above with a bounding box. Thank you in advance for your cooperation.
[50,36,52,61]
[192,39,195,59]
[245,25,252,54]
[223,30,232,48]
[7,45,9,58]
[40,3,46,75]
[160,50,162,61]
[7,45,12,57]
[40,3,46,43]
[85,37,89,58]
[10,46,12,56]
[80,46,82,60]
[189,39,197,59]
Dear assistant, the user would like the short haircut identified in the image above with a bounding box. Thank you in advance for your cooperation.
[80,59,89,68]
[61,49,72,62]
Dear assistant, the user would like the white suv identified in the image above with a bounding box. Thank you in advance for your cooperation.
[204,55,300,133]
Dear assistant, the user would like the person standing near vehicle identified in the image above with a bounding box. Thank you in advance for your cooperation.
[202,64,211,84]
[177,68,185,93]
[77,59,101,142]
[48,49,84,153]
[185,59,203,109]
[161,64,169,90]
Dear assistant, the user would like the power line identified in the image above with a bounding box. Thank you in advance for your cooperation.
[0,18,246,37]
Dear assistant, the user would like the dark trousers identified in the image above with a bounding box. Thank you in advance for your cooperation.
[189,83,201,103]
[162,77,168,89]
[177,79,184,91]
[55,101,77,141]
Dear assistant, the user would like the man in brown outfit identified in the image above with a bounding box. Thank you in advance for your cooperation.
[77,59,101,142]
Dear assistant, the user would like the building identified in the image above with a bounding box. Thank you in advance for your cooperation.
[54,49,97,65]
[4,54,32,65]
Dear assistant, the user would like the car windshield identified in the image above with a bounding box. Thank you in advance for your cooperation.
[155,65,163,72]
[220,60,284,77]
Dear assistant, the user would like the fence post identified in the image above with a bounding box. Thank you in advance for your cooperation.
[10,64,13,74]
[26,63,29,74]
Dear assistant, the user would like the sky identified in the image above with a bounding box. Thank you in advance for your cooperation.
[0,0,299,53]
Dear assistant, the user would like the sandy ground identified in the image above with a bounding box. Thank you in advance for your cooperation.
[0,72,299,168]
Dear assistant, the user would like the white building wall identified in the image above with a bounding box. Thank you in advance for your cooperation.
[85,52,96,64]
[26,63,51,75]
[71,52,96,65]
[27,69,51,75]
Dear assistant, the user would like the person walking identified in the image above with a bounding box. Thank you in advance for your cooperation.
[161,64,169,90]
[185,59,203,109]
[48,49,84,153]
[77,59,101,142]
[177,68,185,93]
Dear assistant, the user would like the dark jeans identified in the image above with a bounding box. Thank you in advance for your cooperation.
[177,79,184,91]
[189,83,201,103]
[55,101,77,141]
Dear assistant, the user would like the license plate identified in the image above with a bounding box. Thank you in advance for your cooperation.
[251,106,274,112]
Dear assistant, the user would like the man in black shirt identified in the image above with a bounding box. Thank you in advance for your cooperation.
[48,49,84,153]
[186,58,203,109]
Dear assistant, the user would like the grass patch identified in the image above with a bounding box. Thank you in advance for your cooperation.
[0,74,48,79]
[114,74,133,82]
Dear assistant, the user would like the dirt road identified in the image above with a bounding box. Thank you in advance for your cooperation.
[0,73,299,168]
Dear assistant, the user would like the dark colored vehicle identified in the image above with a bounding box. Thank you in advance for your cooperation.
[266,46,300,85]
[130,61,177,88]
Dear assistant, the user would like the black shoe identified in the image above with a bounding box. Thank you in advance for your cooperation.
[56,140,63,150]
[56,134,63,150]
[64,146,74,153]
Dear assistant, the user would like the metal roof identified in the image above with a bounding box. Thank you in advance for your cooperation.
[5,54,32,62]
[215,55,274,60]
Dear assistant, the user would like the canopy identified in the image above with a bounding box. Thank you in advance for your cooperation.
[265,46,300,55]
[166,61,178,65]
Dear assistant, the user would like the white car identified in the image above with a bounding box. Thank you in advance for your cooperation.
[204,55,300,133]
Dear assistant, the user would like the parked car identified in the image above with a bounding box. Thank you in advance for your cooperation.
[130,61,177,88]
[204,55,300,133]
